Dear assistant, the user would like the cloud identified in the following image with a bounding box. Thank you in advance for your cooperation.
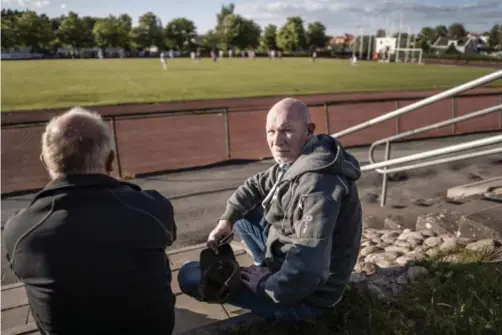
[236,0,502,35]
[1,0,50,8]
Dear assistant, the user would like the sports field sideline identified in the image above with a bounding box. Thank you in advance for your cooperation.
[2,58,501,112]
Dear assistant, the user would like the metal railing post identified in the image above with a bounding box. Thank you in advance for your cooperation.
[499,95,502,130]
[452,96,456,135]
[224,108,231,160]
[395,100,400,134]
[380,140,391,207]
[324,103,330,134]
[110,116,122,178]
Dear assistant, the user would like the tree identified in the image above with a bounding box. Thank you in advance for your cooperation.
[234,17,261,49]
[130,12,164,49]
[201,30,220,50]
[448,23,467,39]
[1,13,19,51]
[434,25,447,38]
[276,16,307,52]
[164,17,197,51]
[261,24,277,51]
[57,11,94,50]
[488,24,500,49]
[16,10,53,52]
[306,21,329,49]
[93,16,125,48]
[419,26,436,44]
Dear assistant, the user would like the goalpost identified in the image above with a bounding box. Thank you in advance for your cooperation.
[394,48,423,64]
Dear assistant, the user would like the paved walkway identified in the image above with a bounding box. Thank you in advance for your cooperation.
[1,242,254,335]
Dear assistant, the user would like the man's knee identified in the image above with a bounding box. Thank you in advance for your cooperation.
[177,261,201,298]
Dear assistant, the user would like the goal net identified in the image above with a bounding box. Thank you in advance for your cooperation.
[393,48,423,64]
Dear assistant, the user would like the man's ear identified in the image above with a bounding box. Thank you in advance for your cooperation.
[307,122,316,136]
[106,150,115,174]
[40,153,48,172]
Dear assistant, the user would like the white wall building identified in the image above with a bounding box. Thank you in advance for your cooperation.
[375,37,397,54]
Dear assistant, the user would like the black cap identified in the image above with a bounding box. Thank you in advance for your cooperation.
[198,243,242,303]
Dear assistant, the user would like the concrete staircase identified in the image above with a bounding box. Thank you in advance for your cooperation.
[2,177,501,335]
[1,242,255,335]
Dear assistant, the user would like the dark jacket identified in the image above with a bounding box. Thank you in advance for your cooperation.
[220,134,363,308]
[2,174,177,335]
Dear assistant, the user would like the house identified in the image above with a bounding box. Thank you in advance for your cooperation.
[431,35,489,54]
[375,37,397,54]
[329,34,354,46]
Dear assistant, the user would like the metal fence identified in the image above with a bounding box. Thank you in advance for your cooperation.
[2,90,502,195]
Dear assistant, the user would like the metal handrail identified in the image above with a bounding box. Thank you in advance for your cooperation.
[332,69,502,138]
[331,69,502,207]
[364,147,502,174]
[368,103,502,173]
[361,135,502,171]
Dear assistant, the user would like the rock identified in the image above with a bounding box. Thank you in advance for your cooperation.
[439,237,458,251]
[350,272,367,283]
[369,274,390,287]
[426,248,440,257]
[381,230,401,243]
[367,283,387,300]
[360,240,375,248]
[407,266,428,281]
[384,215,405,230]
[457,237,474,246]
[360,245,383,257]
[376,266,404,277]
[424,236,443,248]
[365,251,399,264]
[418,229,437,237]
[394,240,411,249]
[465,239,502,253]
[385,245,411,255]
[398,231,424,241]
[396,274,409,285]
[407,238,423,249]
[416,210,461,235]
[396,252,425,266]
[360,262,377,275]
[375,259,394,268]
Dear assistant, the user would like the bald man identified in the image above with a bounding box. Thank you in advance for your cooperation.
[3,107,177,335]
[178,98,363,321]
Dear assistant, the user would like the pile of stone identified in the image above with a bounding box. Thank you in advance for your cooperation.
[349,228,502,300]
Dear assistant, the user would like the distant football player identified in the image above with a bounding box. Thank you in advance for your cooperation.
[160,51,167,70]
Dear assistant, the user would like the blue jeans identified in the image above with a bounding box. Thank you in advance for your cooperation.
[177,207,324,321]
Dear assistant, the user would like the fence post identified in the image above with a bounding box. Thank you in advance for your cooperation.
[110,116,123,178]
[395,100,400,134]
[499,95,502,130]
[324,103,330,134]
[380,140,392,207]
[224,108,231,160]
[452,96,456,135]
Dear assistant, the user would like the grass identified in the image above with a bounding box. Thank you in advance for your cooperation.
[219,247,502,335]
[1,58,501,112]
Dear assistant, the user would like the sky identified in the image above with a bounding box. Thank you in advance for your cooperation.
[1,0,501,36]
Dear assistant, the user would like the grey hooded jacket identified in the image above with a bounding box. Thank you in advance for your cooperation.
[220,134,363,308]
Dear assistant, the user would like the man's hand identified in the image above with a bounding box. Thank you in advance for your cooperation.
[207,220,233,254]
[241,265,271,294]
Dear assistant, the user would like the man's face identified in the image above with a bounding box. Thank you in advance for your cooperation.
[266,111,312,164]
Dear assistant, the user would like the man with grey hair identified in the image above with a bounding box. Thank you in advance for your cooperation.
[178,97,363,321]
[3,107,177,335]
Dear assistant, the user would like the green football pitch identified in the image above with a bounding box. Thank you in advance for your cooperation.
[2,58,500,112]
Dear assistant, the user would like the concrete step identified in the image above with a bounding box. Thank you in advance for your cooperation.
[416,198,502,240]
[1,241,254,335]
[446,176,502,201]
